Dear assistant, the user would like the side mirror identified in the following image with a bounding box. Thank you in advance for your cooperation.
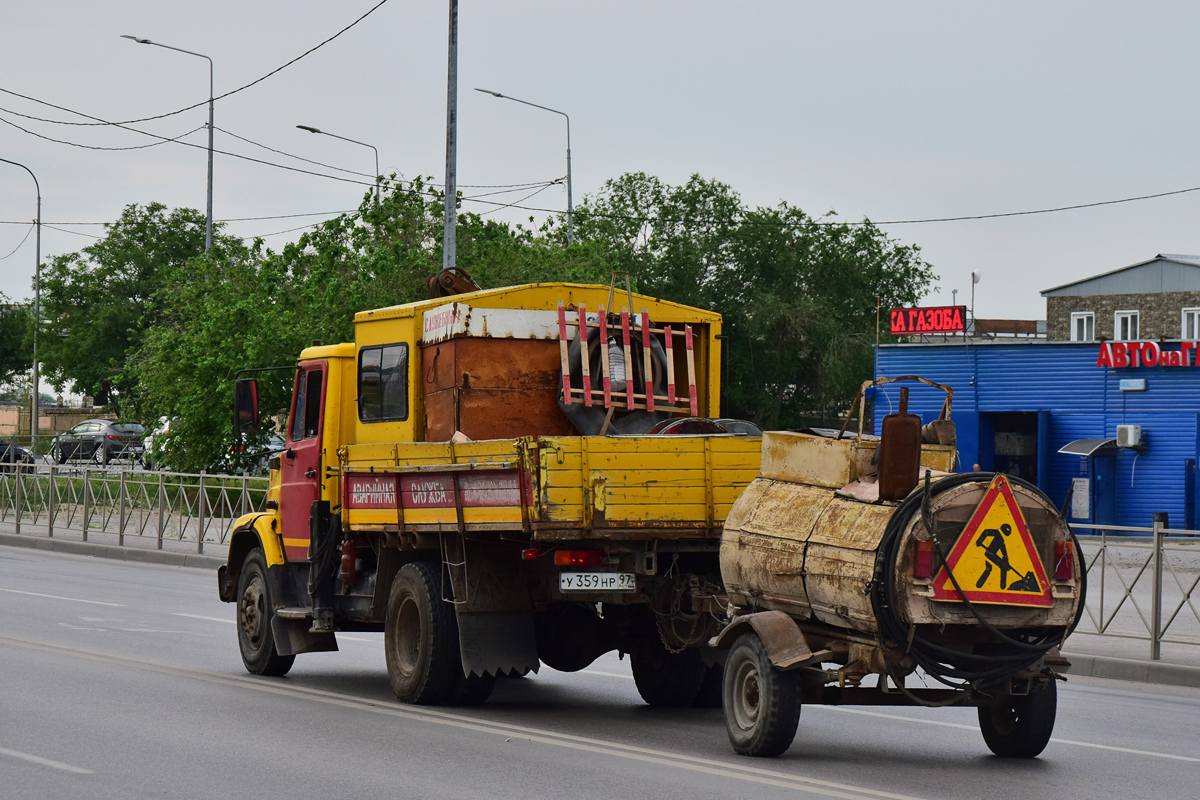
[234,378,259,434]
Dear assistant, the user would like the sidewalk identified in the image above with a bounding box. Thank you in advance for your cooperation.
[2,525,1198,690]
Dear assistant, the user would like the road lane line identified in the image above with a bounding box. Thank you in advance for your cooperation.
[173,614,234,624]
[580,669,635,680]
[0,634,926,800]
[0,745,92,774]
[811,706,1200,762]
[0,588,124,607]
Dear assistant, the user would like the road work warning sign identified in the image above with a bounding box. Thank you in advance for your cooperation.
[930,474,1053,607]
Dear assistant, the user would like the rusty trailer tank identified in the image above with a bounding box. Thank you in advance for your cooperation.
[711,377,1085,759]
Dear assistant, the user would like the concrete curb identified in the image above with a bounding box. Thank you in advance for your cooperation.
[0,532,224,571]
[1062,651,1200,689]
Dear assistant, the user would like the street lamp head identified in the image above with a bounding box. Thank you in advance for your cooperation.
[296,125,321,134]
[474,88,504,98]
[120,34,152,44]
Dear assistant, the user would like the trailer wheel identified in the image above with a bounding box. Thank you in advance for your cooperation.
[723,632,801,757]
[978,680,1057,758]
[236,549,295,676]
[385,562,460,705]
[630,641,707,707]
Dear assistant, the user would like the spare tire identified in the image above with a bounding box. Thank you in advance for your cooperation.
[558,323,672,435]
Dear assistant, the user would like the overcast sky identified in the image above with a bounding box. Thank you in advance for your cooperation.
[3,1,1200,321]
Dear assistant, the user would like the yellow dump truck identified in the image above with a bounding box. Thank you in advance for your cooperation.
[218,280,763,706]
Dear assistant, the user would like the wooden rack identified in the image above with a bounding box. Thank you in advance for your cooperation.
[557,300,699,416]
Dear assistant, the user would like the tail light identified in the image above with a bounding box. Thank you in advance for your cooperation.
[913,538,934,579]
[107,434,119,440]
[554,550,604,568]
[1054,539,1074,580]
[520,548,540,561]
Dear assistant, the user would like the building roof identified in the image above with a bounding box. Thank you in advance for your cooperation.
[1042,254,1200,297]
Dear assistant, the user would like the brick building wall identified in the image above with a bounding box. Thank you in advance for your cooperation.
[1046,291,1200,340]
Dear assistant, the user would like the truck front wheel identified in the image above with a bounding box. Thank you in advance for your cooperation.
[978,679,1057,758]
[236,549,295,676]
[723,632,801,757]
[384,562,461,705]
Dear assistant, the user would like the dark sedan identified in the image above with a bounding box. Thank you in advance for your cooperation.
[50,419,144,465]
[0,440,34,473]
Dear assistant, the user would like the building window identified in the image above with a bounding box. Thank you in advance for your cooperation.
[1183,308,1200,340]
[1114,310,1139,341]
[1070,312,1094,342]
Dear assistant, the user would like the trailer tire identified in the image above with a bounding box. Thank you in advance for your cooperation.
[723,632,801,757]
[692,662,724,708]
[978,680,1057,758]
[236,549,295,676]
[630,641,707,707]
[385,562,460,705]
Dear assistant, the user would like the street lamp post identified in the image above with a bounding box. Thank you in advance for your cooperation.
[296,126,380,202]
[475,88,573,246]
[122,35,214,250]
[0,158,41,455]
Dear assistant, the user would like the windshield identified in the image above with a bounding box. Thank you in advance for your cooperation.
[114,423,145,435]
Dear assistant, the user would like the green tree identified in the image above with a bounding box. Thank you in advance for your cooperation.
[574,174,936,429]
[0,293,31,387]
[37,203,233,411]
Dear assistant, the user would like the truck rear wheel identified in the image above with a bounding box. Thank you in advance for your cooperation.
[385,562,461,705]
[236,549,295,676]
[692,661,725,708]
[723,632,801,757]
[630,640,707,707]
[978,680,1057,758]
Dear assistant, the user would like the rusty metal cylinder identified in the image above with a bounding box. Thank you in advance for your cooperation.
[877,386,922,501]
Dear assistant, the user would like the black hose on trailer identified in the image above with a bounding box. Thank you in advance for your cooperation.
[870,471,1087,692]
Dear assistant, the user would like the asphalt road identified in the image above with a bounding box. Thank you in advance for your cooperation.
[1,547,1197,800]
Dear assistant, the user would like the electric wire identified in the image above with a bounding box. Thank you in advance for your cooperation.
[0,223,34,260]
[0,113,206,151]
[214,126,373,178]
[0,0,392,128]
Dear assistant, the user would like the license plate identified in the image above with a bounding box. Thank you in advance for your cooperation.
[559,572,636,592]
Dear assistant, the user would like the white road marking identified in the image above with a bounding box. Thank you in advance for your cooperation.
[57,624,105,631]
[811,706,1200,762]
[0,588,124,607]
[580,669,635,681]
[173,614,234,624]
[0,745,92,774]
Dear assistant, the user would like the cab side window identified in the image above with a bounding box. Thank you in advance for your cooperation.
[290,371,307,442]
[359,344,408,422]
[303,370,323,438]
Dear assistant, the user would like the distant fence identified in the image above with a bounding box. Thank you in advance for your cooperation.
[0,465,269,553]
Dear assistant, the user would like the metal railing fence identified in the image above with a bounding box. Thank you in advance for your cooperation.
[0,465,269,553]
[1073,522,1200,660]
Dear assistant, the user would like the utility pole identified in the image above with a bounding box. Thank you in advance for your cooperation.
[443,0,458,269]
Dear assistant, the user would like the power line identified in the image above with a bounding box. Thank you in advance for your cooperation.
[477,182,560,216]
[0,0,393,128]
[214,126,372,178]
[0,112,205,151]
[42,224,101,239]
[0,223,34,260]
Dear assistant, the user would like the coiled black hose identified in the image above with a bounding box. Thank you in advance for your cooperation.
[870,472,1087,691]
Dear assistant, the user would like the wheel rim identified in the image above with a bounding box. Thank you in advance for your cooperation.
[393,595,422,677]
[239,574,268,654]
[988,701,1019,735]
[731,658,762,731]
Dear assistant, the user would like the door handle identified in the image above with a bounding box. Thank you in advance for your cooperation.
[305,469,317,479]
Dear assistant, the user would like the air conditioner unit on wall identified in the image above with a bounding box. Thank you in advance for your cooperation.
[1116,424,1143,448]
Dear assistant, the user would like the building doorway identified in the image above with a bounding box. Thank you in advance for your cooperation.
[986,412,1039,483]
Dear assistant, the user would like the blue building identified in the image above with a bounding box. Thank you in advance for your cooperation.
[875,255,1200,531]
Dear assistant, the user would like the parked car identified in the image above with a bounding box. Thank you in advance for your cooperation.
[0,440,34,473]
[226,431,287,474]
[141,417,170,470]
[50,419,145,466]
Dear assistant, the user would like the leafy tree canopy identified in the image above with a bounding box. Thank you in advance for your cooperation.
[0,293,32,387]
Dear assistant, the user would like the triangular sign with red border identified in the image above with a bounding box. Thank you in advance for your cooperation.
[930,474,1053,608]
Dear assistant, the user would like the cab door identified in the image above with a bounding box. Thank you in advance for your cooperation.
[279,362,326,561]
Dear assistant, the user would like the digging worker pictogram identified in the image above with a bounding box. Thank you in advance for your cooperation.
[974,523,1040,592]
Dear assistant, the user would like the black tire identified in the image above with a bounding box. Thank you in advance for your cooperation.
[52,445,66,465]
[384,562,461,705]
[450,670,497,706]
[236,549,295,676]
[693,661,725,708]
[630,640,707,707]
[723,632,801,757]
[978,680,1057,758]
